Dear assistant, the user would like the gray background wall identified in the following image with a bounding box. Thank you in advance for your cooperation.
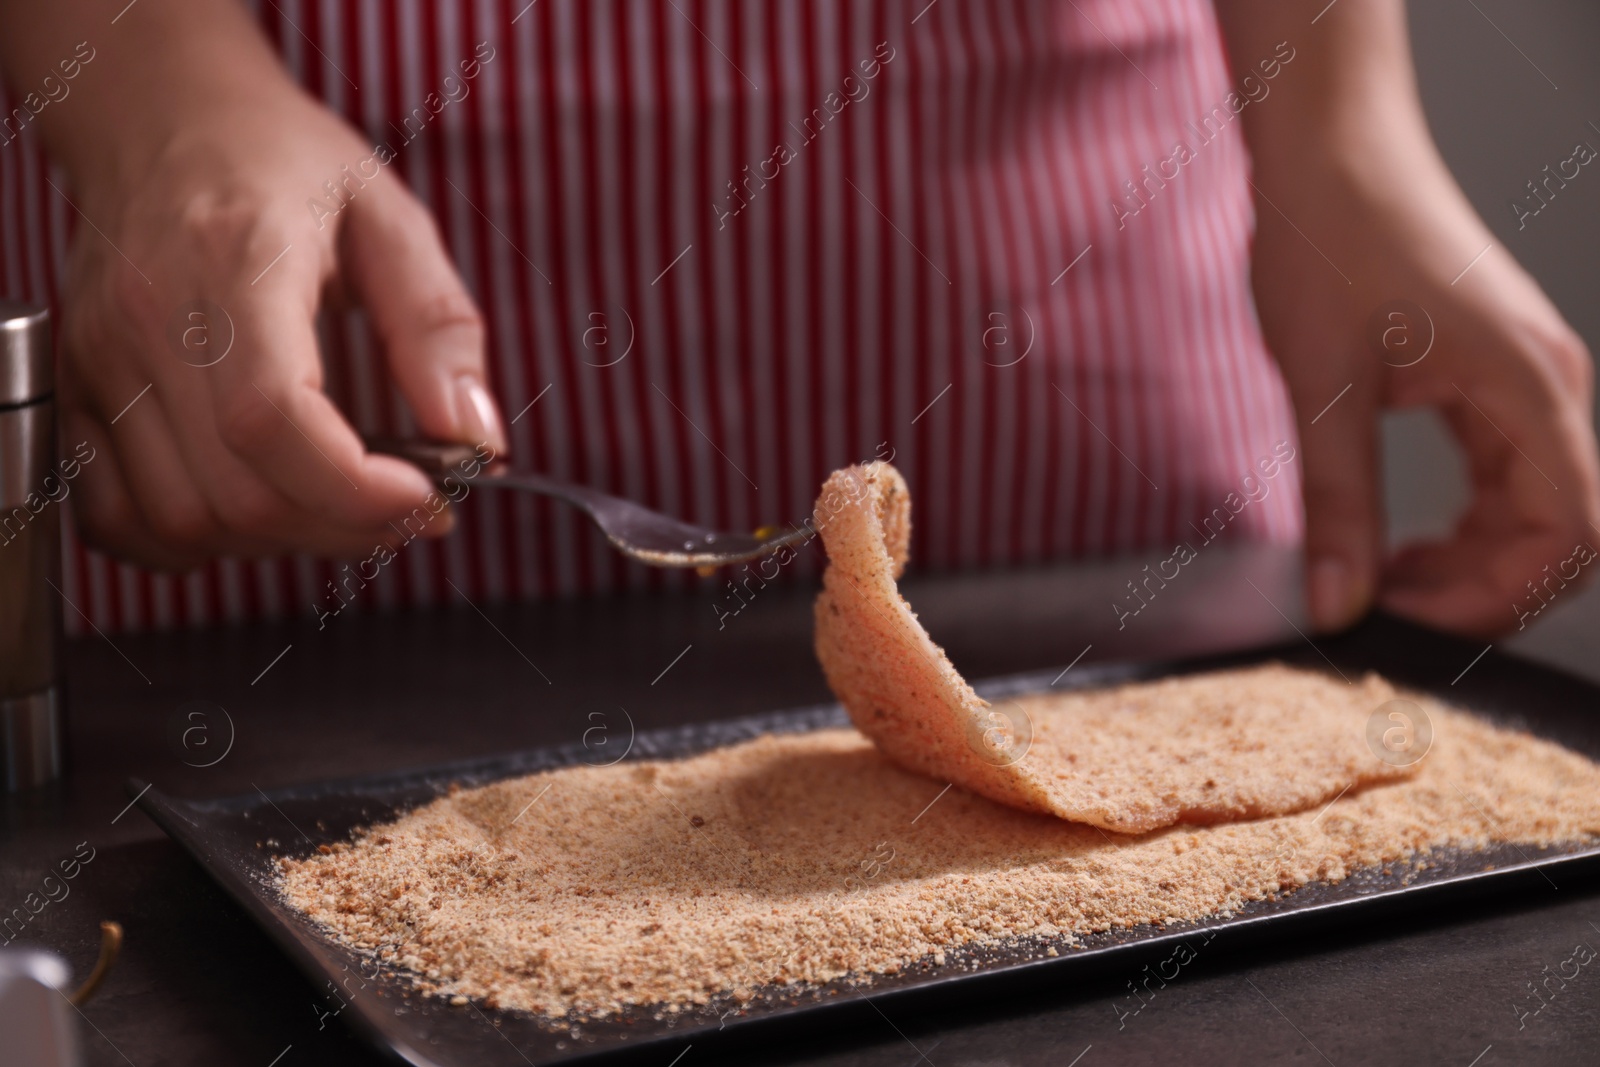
[1384,0,1599,672]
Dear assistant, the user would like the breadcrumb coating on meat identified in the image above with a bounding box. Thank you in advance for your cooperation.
[811,462,1415,832]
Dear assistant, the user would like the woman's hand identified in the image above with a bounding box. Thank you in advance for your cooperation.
[1253,151,1600,638]
[5,0,504,568]
[1220,0,1600,638]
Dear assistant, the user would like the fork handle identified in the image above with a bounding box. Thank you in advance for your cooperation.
[364,437,491,480]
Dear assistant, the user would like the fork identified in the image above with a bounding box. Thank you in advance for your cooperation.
[366,438,812,568]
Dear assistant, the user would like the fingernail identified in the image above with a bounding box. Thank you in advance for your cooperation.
[1308,556,1352,632]
[454,374,506,453]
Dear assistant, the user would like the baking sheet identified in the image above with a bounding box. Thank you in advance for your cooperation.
[131,616,1600,1066]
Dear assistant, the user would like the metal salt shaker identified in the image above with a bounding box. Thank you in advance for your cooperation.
[0,300,64,791]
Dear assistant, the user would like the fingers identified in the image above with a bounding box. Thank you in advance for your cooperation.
[1290,372,1385,633]
[1378,352,1600,637]
[157,368,455,559]
[66,410,204,571]
[88,376,227,564]
[342,183,506,452]
[73,367,432,564]
[205,261,449,527]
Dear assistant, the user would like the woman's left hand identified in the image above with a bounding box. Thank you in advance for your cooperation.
[1252,141,1600,639]
[1217,0,1600,640]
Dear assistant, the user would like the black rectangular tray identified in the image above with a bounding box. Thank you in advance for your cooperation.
[131,616,1600,1066]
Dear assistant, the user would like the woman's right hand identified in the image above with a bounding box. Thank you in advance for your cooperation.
[10,0,505,568]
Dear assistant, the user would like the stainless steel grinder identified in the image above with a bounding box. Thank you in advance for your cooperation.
[0,300,64,791]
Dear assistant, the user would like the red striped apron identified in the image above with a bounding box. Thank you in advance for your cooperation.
[0,0,1302,632]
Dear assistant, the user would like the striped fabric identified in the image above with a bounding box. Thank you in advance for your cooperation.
[1,0,1302,632]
